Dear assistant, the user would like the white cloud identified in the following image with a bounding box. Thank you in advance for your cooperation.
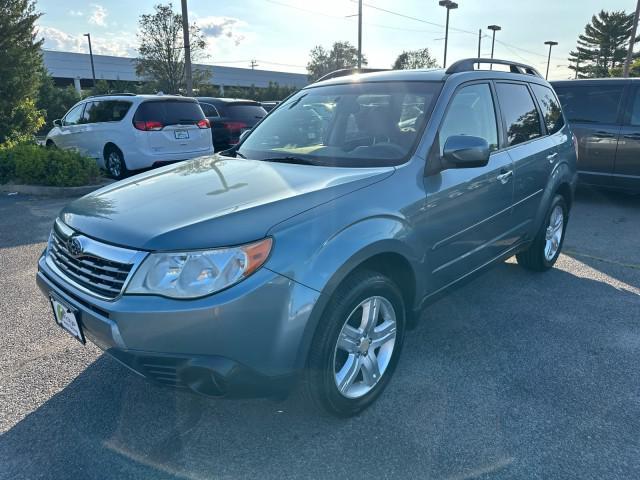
[38,26,137,57]
[88,4,108,27]
[197,16,250,48]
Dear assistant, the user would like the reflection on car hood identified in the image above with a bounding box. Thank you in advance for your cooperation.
[60,155,394,250]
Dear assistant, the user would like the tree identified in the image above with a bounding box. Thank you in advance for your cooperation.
[306,41,367,82]
[569,10,638,78]
[0,0,44,144]
[136,3,209,94]
[36,70,80,133]
[392,48,439,70]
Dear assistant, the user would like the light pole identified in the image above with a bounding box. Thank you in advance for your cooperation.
[544,40,558,80]
[438,0,458,68]
[83,33,96,87]
[181,0,193,96]
[487,25,501,69]
[357,0,363,69]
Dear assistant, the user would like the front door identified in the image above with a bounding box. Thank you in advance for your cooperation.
[615,84,640,191]
[56,103,86,150]
[424,82,515,294]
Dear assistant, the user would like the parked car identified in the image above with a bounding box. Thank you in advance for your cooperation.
[37,59,577,417]
[551,78,640,192]
[196,97,267,151]
[260,100,281,112]
[46,94,214,179]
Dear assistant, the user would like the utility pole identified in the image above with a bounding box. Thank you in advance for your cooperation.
[623,0,640,77]
[181,0,193,96]
[357,0,363,69]
[250,59,258,70]
[477,29,482,68]
[545,40,558,80]
[439,1,458,68]
[487,25,501,69]
[83,33,96,87]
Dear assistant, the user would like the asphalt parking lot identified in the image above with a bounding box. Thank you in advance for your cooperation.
[0,188,639,479]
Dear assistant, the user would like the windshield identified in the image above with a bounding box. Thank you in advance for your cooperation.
[238,81,442,167]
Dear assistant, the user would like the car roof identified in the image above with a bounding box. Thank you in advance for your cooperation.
[83,94,196,102]
[307,66,551,89]
[196,97,261,105]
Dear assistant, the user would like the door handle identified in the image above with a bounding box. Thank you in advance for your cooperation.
[593,131,615,139]
[547,152,558,163]
[497,170,513,184]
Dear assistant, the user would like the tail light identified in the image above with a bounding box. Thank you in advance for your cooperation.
[222,122,248,145]
[197,118,210,129]
[134,120,164,131]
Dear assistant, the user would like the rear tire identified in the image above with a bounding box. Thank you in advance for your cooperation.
[516,194,568,271]
[105,146,127,180]
[301,270,406,417]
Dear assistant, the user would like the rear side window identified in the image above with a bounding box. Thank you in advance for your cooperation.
[439,83,498,153]
[531,84,564,135]
[553,84,624,124]
[628,88,640,126]
[82,100,132,123]
[200,103,220,117]
[496,83,543,147]
[133,100,205,126]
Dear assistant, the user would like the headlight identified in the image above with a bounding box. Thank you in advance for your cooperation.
[126,238,272,299]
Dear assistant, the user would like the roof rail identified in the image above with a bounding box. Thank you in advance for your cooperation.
[314,68,390,83]
[445,58,543,78]
[85,93,138,99]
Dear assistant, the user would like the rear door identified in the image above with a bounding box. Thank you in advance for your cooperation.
[615,83,640,191]
[553,82,626,187]
[133,100,212,155]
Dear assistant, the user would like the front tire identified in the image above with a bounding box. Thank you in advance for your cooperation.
[516,194,568,271]
[105,146,127,180]
[302,270,406,417]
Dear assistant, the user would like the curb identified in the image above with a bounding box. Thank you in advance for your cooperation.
[0,181,113,198]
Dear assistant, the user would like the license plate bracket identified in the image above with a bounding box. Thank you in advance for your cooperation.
[50,295,85,344]
[174,129,189,140]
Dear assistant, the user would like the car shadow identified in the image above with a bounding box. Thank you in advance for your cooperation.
[2,262,639,479]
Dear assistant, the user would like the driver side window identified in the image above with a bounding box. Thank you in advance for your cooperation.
[63,104,85,126]
[439,83,498,154]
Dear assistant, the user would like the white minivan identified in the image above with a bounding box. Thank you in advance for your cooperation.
[46,94,214,178]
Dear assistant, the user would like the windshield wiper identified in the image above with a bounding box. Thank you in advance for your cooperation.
[261,156,317,165]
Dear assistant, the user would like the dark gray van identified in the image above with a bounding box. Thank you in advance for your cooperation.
[552,78,640,192]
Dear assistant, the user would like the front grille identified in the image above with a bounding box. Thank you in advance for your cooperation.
[47,222,138,300]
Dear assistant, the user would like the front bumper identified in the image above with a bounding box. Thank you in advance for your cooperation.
[37,254,320,397]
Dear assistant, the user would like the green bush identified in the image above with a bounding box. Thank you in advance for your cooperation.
[0,143,101,187]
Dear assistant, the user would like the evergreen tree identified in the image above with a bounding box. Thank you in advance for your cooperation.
[0,0,44,144]
[569,10,637,78]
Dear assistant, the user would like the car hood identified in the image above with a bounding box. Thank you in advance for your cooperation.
[60,155,394,250]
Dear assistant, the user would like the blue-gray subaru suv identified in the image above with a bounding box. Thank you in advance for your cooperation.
[37,58,577,416]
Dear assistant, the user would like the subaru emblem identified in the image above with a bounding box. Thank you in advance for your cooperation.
[67,236,83,257]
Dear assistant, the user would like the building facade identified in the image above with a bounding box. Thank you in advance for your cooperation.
[43,50,308,93]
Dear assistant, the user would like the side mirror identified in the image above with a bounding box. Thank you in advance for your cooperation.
[53,119,62,127]
[442,135,490,169]
[239,129,251,142]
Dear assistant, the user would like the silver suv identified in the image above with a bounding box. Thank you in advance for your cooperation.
[37,59,577,416]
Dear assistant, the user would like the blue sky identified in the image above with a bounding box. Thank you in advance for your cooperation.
[36,0,637,80]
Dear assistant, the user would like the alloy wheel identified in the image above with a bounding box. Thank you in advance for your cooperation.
[544,205,564,261]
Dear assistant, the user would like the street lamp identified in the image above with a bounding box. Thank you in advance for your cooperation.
[544,40,558,80]
[487,24,501,69]
[438,0,458,68]
[83,33,96,87]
